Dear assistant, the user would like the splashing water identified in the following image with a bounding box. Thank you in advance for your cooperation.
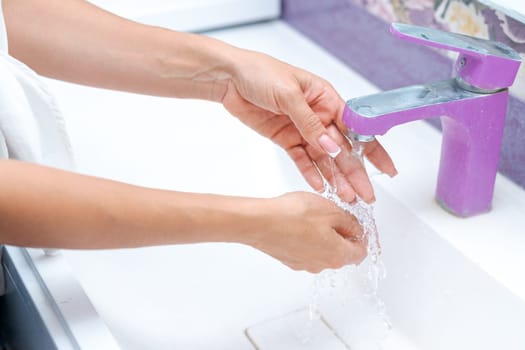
[300,141,391,349]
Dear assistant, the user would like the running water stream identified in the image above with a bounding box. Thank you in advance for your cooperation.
[301,141,392,349]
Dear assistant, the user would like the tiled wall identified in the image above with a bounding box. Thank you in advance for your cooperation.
[282,0,525,189]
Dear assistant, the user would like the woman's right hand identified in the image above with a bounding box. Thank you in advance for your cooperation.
[246,192,367,273]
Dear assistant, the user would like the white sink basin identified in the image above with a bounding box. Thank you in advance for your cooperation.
[28,20,525,349]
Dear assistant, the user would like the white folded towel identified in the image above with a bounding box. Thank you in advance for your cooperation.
[0,53,75,170]
[0,0,73,168]
[1,3,75,255]
[0,129,7,159]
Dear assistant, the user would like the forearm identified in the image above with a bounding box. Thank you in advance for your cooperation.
[3,0,238,101]
[0,160,266,249]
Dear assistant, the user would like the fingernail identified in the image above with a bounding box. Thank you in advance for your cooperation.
[390,168,399,178]
[363,193,376,204]
[318,134,341,158]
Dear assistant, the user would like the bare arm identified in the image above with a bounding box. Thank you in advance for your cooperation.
[0,160,263,249]
[0,160,365,272]
[3,0,234,101]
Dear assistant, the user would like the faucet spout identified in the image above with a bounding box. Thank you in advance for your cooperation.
[341,23,521,217]
[343,78,509,217]
[343,78,499,136]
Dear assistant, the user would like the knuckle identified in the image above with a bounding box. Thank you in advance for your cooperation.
[301,114,322,133]
[276,85,300,106]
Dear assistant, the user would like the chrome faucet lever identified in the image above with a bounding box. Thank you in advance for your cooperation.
[391,22,521,92]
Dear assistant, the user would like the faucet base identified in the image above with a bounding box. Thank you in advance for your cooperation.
[434,90,508,217]
[435,197,491,218]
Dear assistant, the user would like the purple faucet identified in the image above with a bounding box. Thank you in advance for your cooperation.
[343,23,522,217]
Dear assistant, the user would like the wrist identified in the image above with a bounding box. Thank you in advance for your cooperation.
[164,191,273,245]
[228,196,274,247]
[159,30,243,101]
[213,195,274,246]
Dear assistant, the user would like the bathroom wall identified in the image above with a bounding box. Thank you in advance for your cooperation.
[282,0,525,190]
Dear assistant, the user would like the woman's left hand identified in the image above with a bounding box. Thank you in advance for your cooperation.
[221,50,396,203]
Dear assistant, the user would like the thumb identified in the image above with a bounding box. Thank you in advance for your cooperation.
[279,89,341,158]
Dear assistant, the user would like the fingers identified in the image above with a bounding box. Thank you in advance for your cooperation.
[266,193,369,273]
[301,132,373,203]
[327,201,368,267]
[316,231,368,272]
[325,124,376,203]
[286,145,325,193]
[296,124,390,204]
[273,79,380,203]
[296,234,367,273]
[330,164,356,202]
[277,88,340,157]
[332,208,364,241]
[363,140,398,177]
[339,236,368,266]
[305,146,356,202]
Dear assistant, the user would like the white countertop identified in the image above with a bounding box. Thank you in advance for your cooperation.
[39,20,525,349]
[86,0,280,33]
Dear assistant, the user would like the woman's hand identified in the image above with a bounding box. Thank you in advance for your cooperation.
[245,192,367,273]
[222,50,397,203]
